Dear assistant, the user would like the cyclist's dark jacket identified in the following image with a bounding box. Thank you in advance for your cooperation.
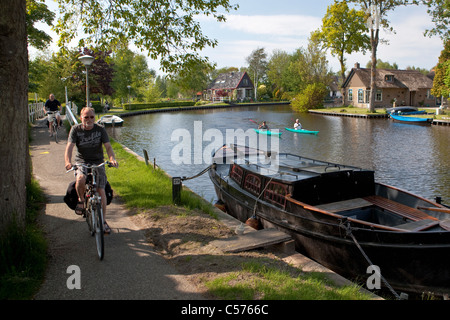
[68,123,109,165]
[45,99,61,111]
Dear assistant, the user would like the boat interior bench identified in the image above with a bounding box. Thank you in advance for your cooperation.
[315,198,372,213]
[315,196,440,231]
[363,195,438,222]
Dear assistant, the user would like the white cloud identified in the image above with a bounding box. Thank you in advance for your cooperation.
[222,14,321,37]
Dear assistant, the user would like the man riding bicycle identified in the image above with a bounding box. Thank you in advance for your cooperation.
[64,107,118,234]
[43,93,62,137]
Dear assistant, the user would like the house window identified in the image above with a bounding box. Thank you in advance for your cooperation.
[348,89,353,101]
[365,90,370,103]
[385,75,394,82]
[358,89,364,103]
[244,174,261,195]
[264,182,287,208]
[230,164,243,185]
[427,90,435,100]
[376,89,382,102]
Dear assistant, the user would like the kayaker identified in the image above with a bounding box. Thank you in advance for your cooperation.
[294,119,302,130]
[259,121,269,129]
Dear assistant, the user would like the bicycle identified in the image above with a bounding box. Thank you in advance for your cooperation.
[66,161,114,260]
[46,111,59,143]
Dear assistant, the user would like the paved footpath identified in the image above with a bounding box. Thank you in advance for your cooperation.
[31,118,204,300]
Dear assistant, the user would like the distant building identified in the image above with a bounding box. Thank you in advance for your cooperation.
[206,71,254,102]
[342,63,438,108]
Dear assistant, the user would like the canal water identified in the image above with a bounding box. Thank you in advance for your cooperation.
[108,104,450,205]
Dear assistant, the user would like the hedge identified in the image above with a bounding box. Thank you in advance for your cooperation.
[123,101,196,110]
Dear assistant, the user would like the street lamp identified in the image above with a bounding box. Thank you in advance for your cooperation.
[127,85,131,104]
[78,55,95,108]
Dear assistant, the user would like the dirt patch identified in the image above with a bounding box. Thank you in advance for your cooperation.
[130,205,296,298]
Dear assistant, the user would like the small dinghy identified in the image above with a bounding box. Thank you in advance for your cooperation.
[98,115,124,127]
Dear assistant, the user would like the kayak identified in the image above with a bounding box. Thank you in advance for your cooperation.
[254,128,282,136]
[285,127,319,135]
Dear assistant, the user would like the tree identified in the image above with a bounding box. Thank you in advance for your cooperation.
[26,0,55,49]
[349,0,419,112]
[246,48,268,101]
[423,0,450,41]
[55,0,238,74]
[173,60,213,99]
[431,39,450,98]
[111,47,155,103]
[289,37,333,94]
[366,59,399,69]
[312,0,370,99]
[0,0,29,234]
[267,50,292,97]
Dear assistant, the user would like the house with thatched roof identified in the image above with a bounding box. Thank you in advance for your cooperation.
[206,71,254,102]
[342,63,438,108]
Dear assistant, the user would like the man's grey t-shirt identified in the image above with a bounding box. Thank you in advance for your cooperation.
[68,123,109,164]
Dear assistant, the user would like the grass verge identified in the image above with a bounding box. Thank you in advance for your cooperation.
[205,262,371,300]
[105,139,215,217]
[0,179,47,300]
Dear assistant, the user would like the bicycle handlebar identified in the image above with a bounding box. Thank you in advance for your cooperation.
[66,161,114,174]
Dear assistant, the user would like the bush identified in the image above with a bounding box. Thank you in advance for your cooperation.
[291,83,328,112]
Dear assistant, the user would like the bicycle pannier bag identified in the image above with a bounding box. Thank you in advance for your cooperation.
[64,181,78,210]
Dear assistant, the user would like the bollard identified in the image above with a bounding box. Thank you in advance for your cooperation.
[172,177,182,204]
[143,149,149,166]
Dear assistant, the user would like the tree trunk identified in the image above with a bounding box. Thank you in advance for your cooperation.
[369,28,379,113]
[0,0,29,234]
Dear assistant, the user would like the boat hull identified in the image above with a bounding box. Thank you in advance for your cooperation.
[390,114,433,126]
[285,127,319,135]
[98,115,124,127]
[209,160,450,296]
[254,128,282,136]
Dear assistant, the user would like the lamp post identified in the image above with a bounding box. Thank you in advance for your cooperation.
[127,85,131,104]
[78,55,95,108]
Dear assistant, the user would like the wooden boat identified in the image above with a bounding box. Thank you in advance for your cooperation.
[254,128,282,136]
[285,127,319,135]
[386,106,427,115]
[97,115,124,126]
[390,114,433,126]
[209,144,450,297]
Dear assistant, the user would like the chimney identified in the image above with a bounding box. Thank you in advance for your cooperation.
[354,62,360,69]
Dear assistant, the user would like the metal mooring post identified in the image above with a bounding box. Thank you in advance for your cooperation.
[172,177,182,204]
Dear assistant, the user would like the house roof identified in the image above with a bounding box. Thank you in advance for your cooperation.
[208,71,253,90]
[343,66,434,91]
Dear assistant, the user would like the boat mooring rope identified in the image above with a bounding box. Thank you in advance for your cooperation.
[180,164,215,181]
[340,220,405,300]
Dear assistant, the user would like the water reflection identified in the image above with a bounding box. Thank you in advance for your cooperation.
[108,105,450,205]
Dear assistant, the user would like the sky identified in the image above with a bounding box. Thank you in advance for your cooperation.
[31,0,444,75]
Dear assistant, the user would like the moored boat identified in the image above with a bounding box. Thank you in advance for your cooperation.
[209,144,450,297]
[386,106,427,115]
[390,114,433,126]
[285,127,319,135]
[98,115,124,126]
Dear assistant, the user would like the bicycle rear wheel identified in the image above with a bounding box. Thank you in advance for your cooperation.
[92,203,104,260]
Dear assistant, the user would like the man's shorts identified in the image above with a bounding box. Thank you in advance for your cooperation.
[47,111,61,122]
[76,164,107,189]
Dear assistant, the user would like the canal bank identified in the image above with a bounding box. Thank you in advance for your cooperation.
[309,109,450,126]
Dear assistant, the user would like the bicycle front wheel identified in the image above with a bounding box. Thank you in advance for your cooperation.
[93,203,104,260]
[53,123,59,143]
